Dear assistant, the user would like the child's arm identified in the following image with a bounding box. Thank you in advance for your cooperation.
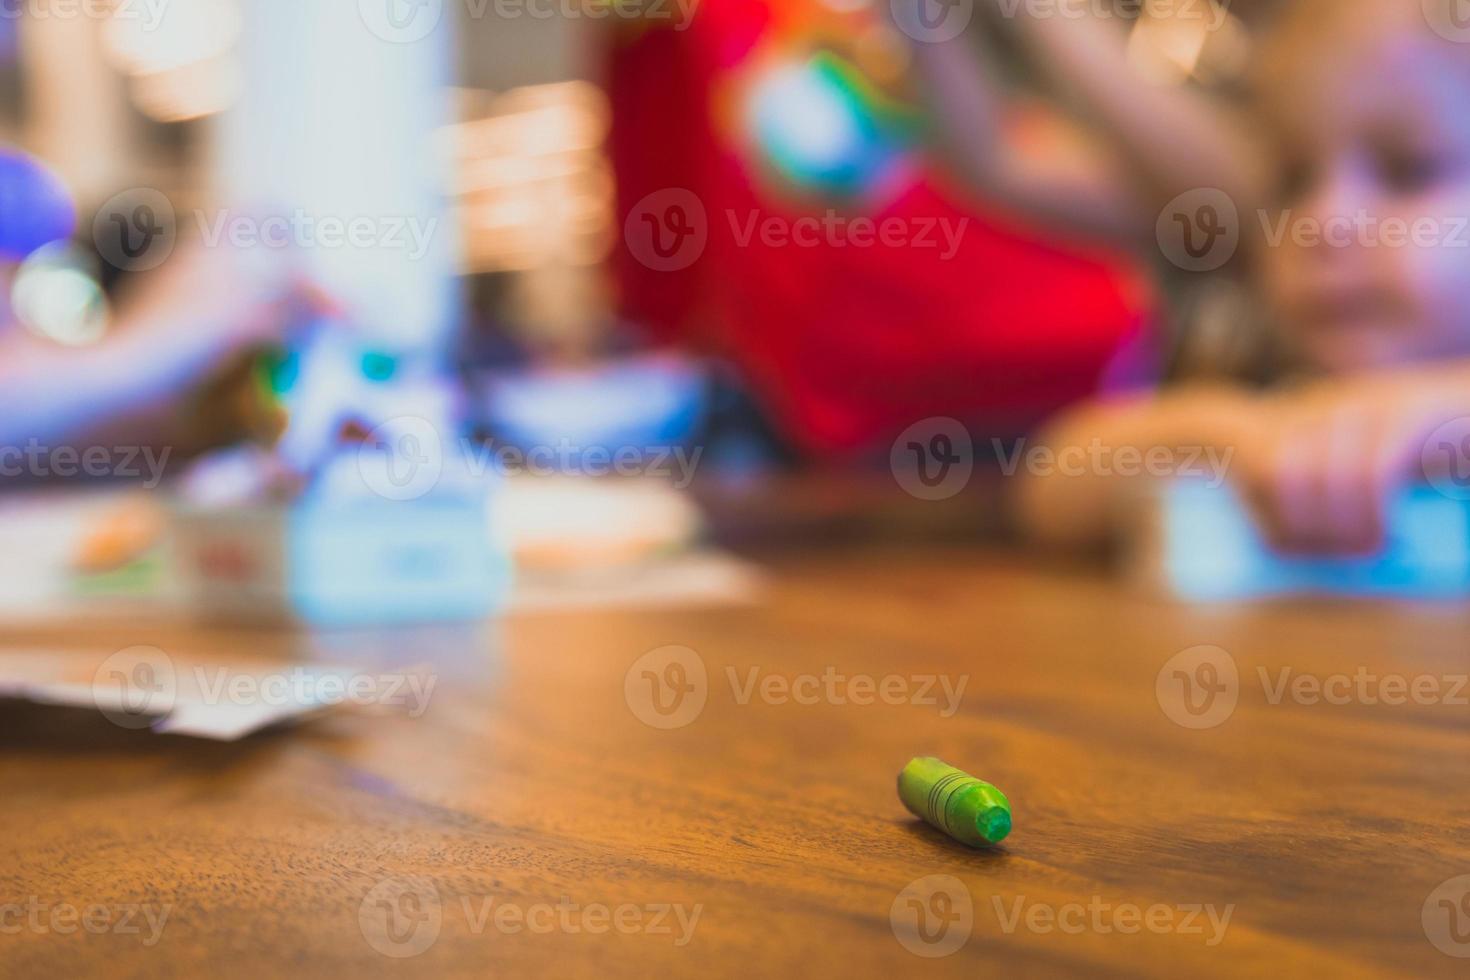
[909,32,1144,245]
[1012,384,1261,549]
[1017,363,1470,555]
[995,2,1271,218]
[0,246,326,454]
[906,3,1270,248]
[1228,366,1470,556]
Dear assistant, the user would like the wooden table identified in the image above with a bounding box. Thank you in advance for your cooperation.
[3,539,1469,978]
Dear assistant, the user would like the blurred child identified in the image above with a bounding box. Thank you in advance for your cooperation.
[914,0,1470,553]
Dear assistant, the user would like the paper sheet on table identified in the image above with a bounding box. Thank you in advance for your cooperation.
[0,650,412,741]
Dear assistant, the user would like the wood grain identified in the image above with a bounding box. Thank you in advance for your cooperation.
[2,542,1468,978]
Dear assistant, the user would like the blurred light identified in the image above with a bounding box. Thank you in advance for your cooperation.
[129,55,242,122]
[739,51,915,198]
[12,244,109,347]
[102,0,241,77]
[750,62,864,176]
[217,0,458,352]
[494,475,702,573]
[448,82,615,275]
[102,0,242,121]
[1125,0,1216,84]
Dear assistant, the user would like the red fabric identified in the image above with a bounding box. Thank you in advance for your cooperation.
[605,0,1152,456]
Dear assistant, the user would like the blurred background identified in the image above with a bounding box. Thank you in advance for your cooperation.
[0,0,1304,624]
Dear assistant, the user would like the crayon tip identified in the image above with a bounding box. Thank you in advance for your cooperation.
[979,806,1011,844]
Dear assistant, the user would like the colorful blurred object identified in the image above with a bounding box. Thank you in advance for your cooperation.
[10,244,108,346]
[1145,481,1470,601]
[482,354,705,462]
[744,49,920,199]
[0,149,77,262]
[247,323,452,481]
[606,0,1150,457]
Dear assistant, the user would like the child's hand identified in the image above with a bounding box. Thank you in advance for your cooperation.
[111,244,340,451]
[0,243,338,454]
[111,244,336,387]
[1231,369,1470,555]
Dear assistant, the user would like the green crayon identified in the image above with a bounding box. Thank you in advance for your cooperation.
[897,756,1011,847]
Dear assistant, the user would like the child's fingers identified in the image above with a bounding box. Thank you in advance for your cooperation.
[1279,398,1425,557]
[1363,406,1451,544]
[1318,406,1385,556]
[1264,417,1330,553]
[290,276,345,321]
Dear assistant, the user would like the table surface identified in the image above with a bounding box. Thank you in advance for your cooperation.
[3,539,1469,979]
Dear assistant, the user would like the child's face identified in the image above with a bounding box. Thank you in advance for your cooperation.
[1262,11,1470,374]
